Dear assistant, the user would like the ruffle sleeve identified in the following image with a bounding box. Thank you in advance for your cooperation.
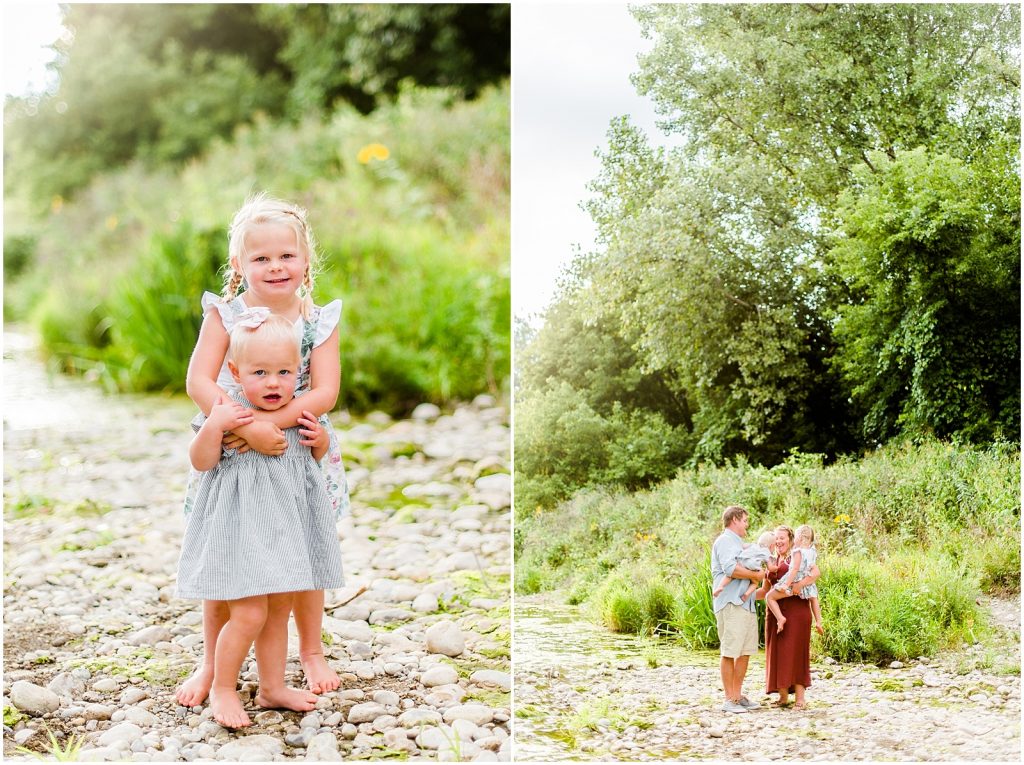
[314,299,342,347]
[190,410,207,434]
[201,291,237,331]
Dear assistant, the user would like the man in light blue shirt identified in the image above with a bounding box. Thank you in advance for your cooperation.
[710,505,763,713]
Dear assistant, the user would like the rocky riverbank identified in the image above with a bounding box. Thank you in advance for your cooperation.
[2,331,511,762]
[515,595,1020,761]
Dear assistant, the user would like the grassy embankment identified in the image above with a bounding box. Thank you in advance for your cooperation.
[4,83,510,414]
[515,439,1020,663]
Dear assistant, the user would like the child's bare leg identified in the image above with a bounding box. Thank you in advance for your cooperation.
[255,593,318,711]
[712,575,733,597]
[741,582,758,602]
[210,596,268,729]
[176,599,229,706]
[810,596,824,634]
[766,589,787,632]
[294,589,339,693]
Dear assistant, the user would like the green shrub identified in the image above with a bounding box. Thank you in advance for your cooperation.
[667,553,718,650]
[977,538,1021,596]
[591,568,676,636]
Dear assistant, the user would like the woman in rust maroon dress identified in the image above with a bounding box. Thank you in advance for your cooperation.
[757,525,820,709]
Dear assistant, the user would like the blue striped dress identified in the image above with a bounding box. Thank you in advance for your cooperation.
[176,397,345,601]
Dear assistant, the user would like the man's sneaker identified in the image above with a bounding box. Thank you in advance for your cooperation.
[737,696,761,710]
[721,700,749,713]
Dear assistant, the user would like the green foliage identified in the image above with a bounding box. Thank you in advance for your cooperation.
[16,84,509,412]
[517,4,1020,500]
[4,705,28,726]
[16,728,85,762]
[3,4,509,205]
[830,147,1020,442]
[516,439,1017,662]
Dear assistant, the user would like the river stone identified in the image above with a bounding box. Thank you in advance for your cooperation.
[123,706,160,727]
[422,665,460,687]
[98,722,144,747]
[372,690,401,708]
[285,727,315,748]
[47,672,86,698]
[10,681,60,715]
[399,708,443,726]
[253,710,284,726]
[412,592,439,613]
[128,625,173,646]
[383,728,414,751]
[119,687,148,705]
[425,621,465,657]
[92,678,121,693]
[305,731,342,761]
[347,702,387,724]
[412,403,441,421]
[472,751,498,762]
[443,704,493,726]
[369,608,414,625]
[322,617,373,643]
[84,703,114,721]
[416,726,449,750]
[216,734,283,761]
[470,670,511,691]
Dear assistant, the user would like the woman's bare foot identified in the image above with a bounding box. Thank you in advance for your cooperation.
[175,665,214,707]
[209,687,251,729]
[776,615,786,633]
[255,686,318,712]
[792,701,807,710]
[300,651,340,694]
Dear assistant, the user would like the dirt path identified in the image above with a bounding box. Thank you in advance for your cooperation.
[514,595,1020,761]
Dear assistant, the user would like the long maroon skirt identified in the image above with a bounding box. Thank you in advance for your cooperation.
[765,561,812,694]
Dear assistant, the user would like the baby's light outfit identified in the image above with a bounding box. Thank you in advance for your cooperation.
[176,393,344,600]
[737,542,773,572]
[183,292,349,518]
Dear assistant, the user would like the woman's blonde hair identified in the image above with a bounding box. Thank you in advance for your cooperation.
[222,192,319,319]
[227,314,301,366]
[774,525,795,549]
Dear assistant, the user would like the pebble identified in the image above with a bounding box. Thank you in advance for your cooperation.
[215,734,283,761]
[98,722,144,747]
[305,731,343,761]
[423,665,460,687]
[346,702,387,724]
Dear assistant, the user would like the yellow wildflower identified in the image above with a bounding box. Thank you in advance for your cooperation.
[357,143,390,164]
[105,215,118,231]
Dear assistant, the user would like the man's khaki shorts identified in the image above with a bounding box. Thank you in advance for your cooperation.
[716,602,758,658]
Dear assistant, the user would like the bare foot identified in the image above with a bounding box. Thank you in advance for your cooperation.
[175,665,214,707]
[792,701,807,710]
[255,686,318,712]
[209,687,251,729]
[776,615,786,633]
[815,622,824,635]
[300,651,340,694]
[712,586,724,597]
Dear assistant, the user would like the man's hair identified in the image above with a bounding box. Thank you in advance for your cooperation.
[722,505,748,528]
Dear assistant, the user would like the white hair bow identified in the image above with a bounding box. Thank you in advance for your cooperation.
[235,306,272,329]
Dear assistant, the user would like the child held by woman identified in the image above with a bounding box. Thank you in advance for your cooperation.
[765,523,823,633]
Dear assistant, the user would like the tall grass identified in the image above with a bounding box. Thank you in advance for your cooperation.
[10,84,510,412]
[515,439,1019,662]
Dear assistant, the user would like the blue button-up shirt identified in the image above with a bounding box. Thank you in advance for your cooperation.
[711,528,756,614]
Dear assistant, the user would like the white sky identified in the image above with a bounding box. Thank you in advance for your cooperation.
[512,1,676,322]
[2,3,64,98]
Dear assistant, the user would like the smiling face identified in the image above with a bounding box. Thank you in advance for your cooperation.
[233,222,308,301]
[774,528,793,557]
[727,511,749,538]
[228,337,300,411]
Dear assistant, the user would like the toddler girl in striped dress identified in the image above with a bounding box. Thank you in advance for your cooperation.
[176,313,344,729]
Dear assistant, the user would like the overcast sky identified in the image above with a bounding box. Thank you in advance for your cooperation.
[512,1,677,322]
[2,3,63,98]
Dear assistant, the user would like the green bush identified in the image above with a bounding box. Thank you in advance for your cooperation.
[977,538,1021,596]
[591,568,676,636]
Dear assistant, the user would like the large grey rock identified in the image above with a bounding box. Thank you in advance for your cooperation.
[47,672,86,698]
[398,708,443,726]
[9,681,60,715]
[443,704,494,726]
[425,621,465,657]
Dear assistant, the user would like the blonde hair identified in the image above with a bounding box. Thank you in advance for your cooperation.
[757,531,775,547]
[775,525,795,549]
[222,192,319,319]
[795,524,816,547]
[227,314,301,366]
